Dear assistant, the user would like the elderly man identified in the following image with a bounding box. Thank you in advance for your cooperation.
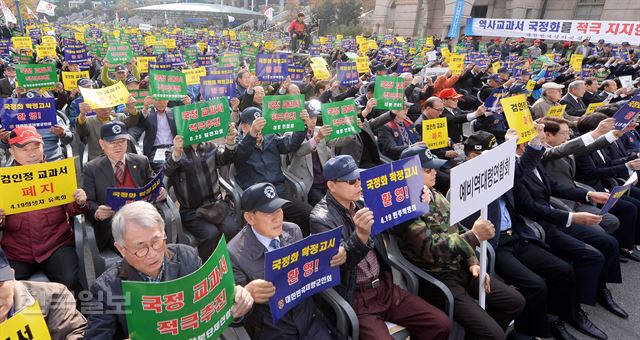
[532,82,565,119]
[85,201,253,339]
[82,121,166,251]
[101,60,140,87]
[0,63,16,98]
[229,182,344,339]
[76,95,139,161]
[560,80,587,121]
[0,248,87,339]
[310,155,452,340]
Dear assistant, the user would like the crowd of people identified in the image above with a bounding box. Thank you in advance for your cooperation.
[0,17,639,340]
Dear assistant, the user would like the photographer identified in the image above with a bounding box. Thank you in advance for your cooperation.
[288,12,310,52]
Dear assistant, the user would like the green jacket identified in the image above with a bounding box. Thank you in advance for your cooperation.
[398,188,479,273]
[100,64,140,87]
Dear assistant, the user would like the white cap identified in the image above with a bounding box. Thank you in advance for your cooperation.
[542,82,565,90]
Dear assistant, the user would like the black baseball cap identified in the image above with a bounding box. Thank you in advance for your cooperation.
[100,121,131,142]
[464,131,497,152]
[77,77,94,88]
[241,183,289,213]
[240,107,262,125]
[114,64,127,73]
[400,145,447,169]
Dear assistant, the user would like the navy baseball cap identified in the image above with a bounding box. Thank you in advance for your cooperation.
[114,64,127,73]
[488,74,504,83]
[400,146,447,169]
[77,77,94,88]
[509,83,530,95]
[100,121,130,142]
[323,155,362,181]
[239,107,262,125]
[305,99,321,117]
[0,248,14,281]
[241,183,289,213]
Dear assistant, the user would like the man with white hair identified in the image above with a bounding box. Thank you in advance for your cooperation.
[560,80,587,121]
[532,82,565,120]
[85,201,254,339]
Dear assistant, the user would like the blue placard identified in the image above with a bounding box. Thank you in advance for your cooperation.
[361,156,429,235]
[612,95,640,130]
[0,97,57,130]
[447,0,465,38]
[600,183,634,215]
[64,45,89,64]
[0,39,10,56]
[395,59,413,74]
[484,88,508,112]
[205,66,235,76]
[197,55,213,66]
[148,61,173,71]
[336,62,359,87]
[288,65,305,83]
[200,74,236,100]
[256,53,289,82]
[105,171,164,211]
[263,227,342,323]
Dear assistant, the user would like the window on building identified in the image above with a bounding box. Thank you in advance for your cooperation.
[575,0,605,20]
[470,5,488,18]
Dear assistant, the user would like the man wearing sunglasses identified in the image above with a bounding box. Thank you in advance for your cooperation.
[86,201,254,339]
[310,155,451,340]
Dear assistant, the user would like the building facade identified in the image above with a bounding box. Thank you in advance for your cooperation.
[369,0,640,37]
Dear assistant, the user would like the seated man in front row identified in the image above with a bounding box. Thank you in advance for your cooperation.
[310,155,452,340]
[85,201,254,339]
[229,182,347,339]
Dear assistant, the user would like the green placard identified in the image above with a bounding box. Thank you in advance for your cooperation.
[373,75,404,110]
[321,99,361,140]
[15,63,57,89]
[174,98,231,145]
[106,42,133,64]
[413,55,425,69]
[122,236,235,340]
[241,46,258,59]
[153,45,168,55]
[218,54,240,69]
[130,89,150,111]
[184,46,199,63]
[11,52,34,65]
[149,70,187,100]
[262,94,306,135]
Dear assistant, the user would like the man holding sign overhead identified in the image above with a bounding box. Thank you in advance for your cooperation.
[310,155,451,340]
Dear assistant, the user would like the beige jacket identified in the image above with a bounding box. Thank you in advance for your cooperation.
[13,280,86,340]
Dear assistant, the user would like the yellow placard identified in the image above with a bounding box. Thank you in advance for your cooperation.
[79,82,130,109]
[319,37,328,45]
[197,42,207,53]
[492,61,501,73]
[229,30,236,40]
[264,41,274,51]
[62,71,90,90]
[501,94,537,144]
[36,45,56,59]
[367,40,378,50]
[74,32,85,43]
[183,67,206,85]
[356,35,366,45]
[526,79,536,92]
[336,34,343,41]
[164,38,176,49]
[356,56,370,74]
[136,56,156,74]
[441,46,450,63]
[547,104,567,118]
[11,36,33,50]
[396,36,406,43]
[0,302,51,340]
[569,54,584,72]
[144,35,156,46]
[409,48,416,55]
[0,158,77,215]
[41,36,56,47]
[310,63,330,80]
[448,53,465,75]
[586,102,604,115]
[422,117,449,149]
[426,37,434,47]
[310,57,328,66]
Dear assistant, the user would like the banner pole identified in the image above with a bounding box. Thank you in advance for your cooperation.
[478,205,488,309]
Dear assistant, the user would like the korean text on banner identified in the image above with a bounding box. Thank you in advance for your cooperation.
[600,173,638,215]
[149,70,188,100]
[79,82,130,109]
[501,94,538,144]
[0,302,51,340]
[137,56,157,74]
[0,97,57,130]
[361,156,429,235]
[374,75,404,110]
[62,71,90,90]
[449,138,517,224]
[547,104,566,118]
[321,99,361,140]
[422,117,449,149]
[105,42,133,64]
[264,227,342,323]
[310,63,330,81]
[105,171,164,211]
[355,56,370,74]
[15,63,57,89]
[183,67,207,86]
[256,54,289,82]
[262,94,306,135]
[122,236,235,340]
[200,74,236,100]
[611,95,640,130]
[0,158,77,215]
[174,98,231,145]
[586,102,604,115]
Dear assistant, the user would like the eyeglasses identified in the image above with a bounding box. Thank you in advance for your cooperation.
[335,178,360,185]
[124,236,167,258]
[430,106,445,112]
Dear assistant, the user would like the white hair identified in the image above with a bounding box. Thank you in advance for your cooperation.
[111,201,164,245]
[568,80,585,92]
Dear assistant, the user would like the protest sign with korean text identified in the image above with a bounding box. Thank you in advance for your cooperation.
[355,56,370,74]
[501,94,537,144]
[361,156,429,235]
[374,75,404,110]
[106,172,164,211]
[449,138,517,224]
[183,67,207,86]
[130,89,150,111]
[36,45,56,59]
[11,36,33,50]
[262,94,306,135]
[264,227,342,323]
[0,302,51,340]
[174,98,231,145]
[122,236,235,340]
[105,42,133,64]
[79,82,130,109]
[15,63,57,89]
[256,54,289,82]
[136,56,157,74]
[310,62,330,80]
[422,117,449,149]
[547,104,566,118]
[600,173,637,215]
[200,74,236,100]
[0,97,57,130]
[586,102,604,115]
[611,95,640,130]
[0,158,77,215]
[61,71,90,90]
[149,70,188,100]
[321,99,361,140]
[336,62,359,87]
